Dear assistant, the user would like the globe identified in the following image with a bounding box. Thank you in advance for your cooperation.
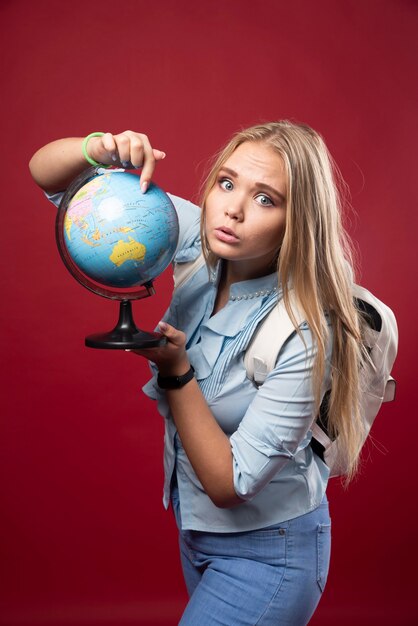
[56,167,179,349]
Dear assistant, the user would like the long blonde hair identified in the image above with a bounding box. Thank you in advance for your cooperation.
[200,121,365,481]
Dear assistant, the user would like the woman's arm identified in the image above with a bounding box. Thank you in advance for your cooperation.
[29,131,166,194]
[134,322,243,509]
[167,378,243,508]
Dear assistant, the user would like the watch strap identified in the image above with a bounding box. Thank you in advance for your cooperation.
[157,365,195,389]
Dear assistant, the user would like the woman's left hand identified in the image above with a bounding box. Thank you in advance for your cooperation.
[129,321,190,376]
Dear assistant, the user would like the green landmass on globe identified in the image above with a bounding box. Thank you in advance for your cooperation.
[62,171,179,289]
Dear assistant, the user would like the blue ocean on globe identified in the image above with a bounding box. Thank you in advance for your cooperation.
[63,171,179,288]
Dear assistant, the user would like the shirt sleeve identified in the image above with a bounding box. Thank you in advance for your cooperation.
[45,190,64,207]
[229,322,332,501]
[168,193,201,263]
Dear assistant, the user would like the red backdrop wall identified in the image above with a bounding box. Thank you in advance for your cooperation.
[1,1,417,624]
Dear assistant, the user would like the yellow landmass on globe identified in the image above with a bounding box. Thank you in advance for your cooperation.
[65,216,73,240]
[109,237,146,267]
[82,228,102,247]
[74,188,89,201]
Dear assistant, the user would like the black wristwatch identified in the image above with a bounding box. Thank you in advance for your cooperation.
[157,365,195,389]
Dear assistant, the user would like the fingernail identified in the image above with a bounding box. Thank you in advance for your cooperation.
[125,349,131,352]
[141,181,148,193]
[121,160,130,168]
[111,153,118,162]
[158,321,168,332]
[160,152,166,159]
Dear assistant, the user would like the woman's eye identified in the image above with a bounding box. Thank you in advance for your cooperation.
[219,179,234,191]
[255,194,273,207]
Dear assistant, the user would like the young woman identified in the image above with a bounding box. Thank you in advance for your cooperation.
[29,122,364,625]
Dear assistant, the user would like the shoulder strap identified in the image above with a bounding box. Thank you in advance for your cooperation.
[173,252,206,290]
[244,291,306,386]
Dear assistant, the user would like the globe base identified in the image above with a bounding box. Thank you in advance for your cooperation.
[85,329,165,349]
[85,300,167,350]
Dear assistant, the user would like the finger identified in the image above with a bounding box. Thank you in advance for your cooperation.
[153,148,166,161]
[138,134,156,193]
[101,133,118,162]
[158,321,186,347]
[117,130,148,171]
[113,132,135,168]
[128,134,147,169]
[138,147,166,188]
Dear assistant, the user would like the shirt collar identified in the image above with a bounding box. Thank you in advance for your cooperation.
[210,259,279,301]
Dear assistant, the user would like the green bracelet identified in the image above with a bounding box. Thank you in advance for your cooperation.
[82,132,111,168]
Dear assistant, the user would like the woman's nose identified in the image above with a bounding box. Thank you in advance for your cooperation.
[225,199,244,220]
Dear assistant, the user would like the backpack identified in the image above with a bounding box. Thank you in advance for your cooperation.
[244,284,398,477]
[173,254,399,477]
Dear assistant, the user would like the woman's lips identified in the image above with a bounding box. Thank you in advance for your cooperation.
[214,227,240,244]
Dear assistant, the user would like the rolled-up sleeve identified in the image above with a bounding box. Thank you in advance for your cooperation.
[167,194,201,262]
[230,323,332,501]
[45,190,64,207]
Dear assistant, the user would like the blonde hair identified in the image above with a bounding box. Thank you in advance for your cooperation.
[200,121,365,481]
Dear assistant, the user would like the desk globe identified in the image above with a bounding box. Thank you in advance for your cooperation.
[56,167,179,349]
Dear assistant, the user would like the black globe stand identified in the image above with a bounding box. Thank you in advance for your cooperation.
[85,299,167,350]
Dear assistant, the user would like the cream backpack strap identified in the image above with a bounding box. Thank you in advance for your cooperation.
[245,290,306,386]
[173,252,206,291]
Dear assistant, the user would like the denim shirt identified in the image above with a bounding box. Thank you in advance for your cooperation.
[47,187,332,532]
[142,194,332,532]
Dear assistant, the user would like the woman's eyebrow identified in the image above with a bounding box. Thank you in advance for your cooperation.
[218,166,238,178]
[219,166,286,203]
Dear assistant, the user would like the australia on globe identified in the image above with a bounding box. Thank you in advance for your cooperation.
[62,170,179,289]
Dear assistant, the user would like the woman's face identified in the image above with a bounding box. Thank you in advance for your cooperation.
[205,141,287,281]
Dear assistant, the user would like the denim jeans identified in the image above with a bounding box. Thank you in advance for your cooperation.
[172,485,331,626]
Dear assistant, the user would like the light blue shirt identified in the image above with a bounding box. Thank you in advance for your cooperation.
[47,187,332,533]
[143,194,332,532]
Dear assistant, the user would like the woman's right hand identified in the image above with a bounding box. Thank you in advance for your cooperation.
[88,130,166,193]
[29,131,166,194]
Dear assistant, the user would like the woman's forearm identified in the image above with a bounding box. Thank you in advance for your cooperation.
[166,379,243,509]
[29,137,93,193]
[29,131,166,195]
[133,319,243,508]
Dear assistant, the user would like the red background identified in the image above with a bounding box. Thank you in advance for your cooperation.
[1,1,417,624]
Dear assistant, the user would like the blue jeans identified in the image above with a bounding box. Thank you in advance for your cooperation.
[172,486,331,626]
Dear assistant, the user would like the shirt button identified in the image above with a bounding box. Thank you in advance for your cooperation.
[278,528,286,535]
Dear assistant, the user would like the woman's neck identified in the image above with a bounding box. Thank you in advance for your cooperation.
[211,259,277,316]
[211,264,230,316]
[224,258,277,284]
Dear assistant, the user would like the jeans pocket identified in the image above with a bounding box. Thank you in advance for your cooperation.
[316,523,331,593]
